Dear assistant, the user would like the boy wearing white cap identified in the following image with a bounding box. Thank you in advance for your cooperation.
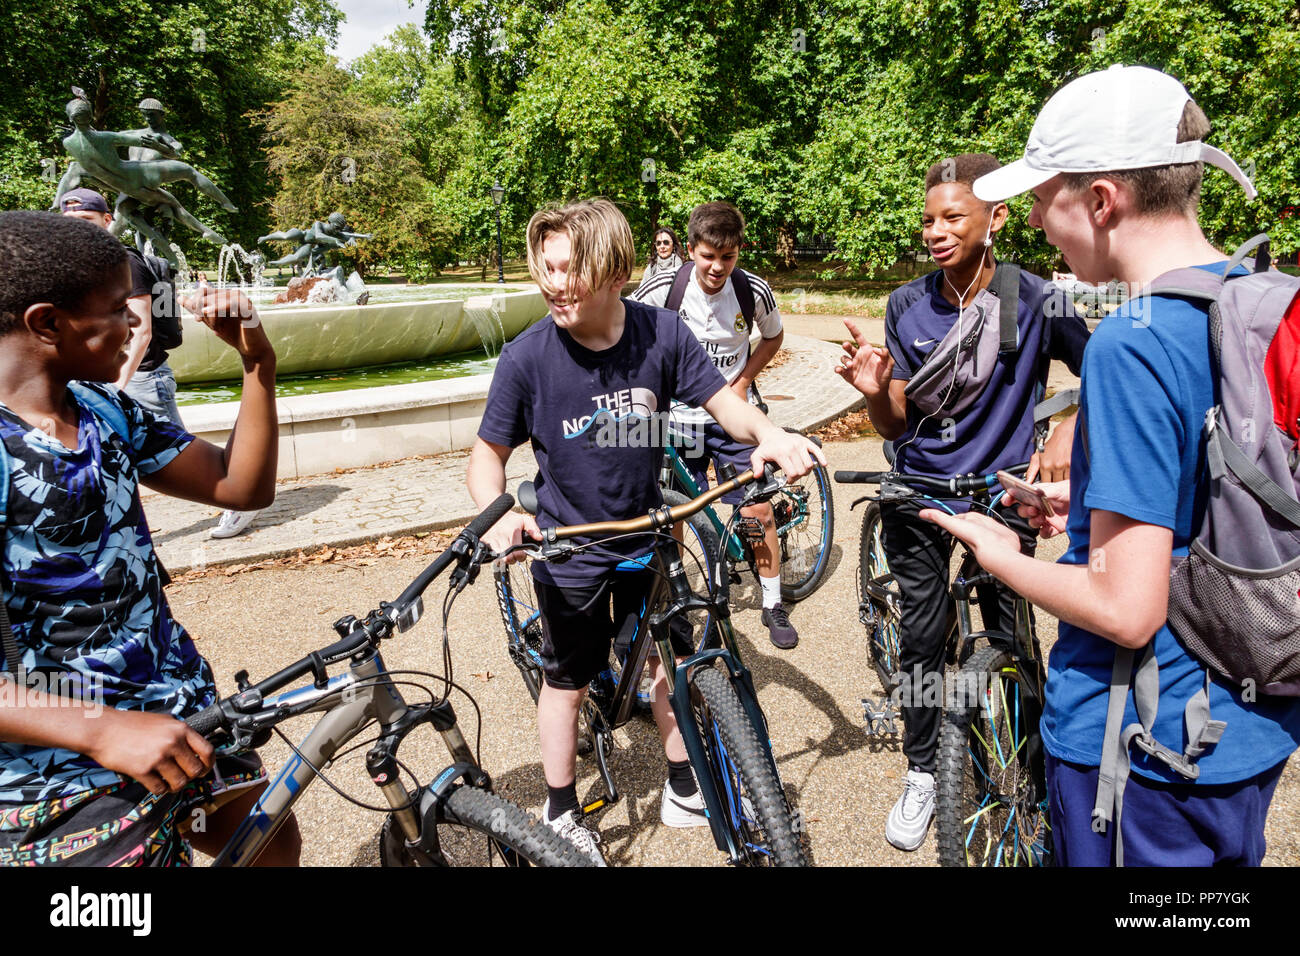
[924,65,1300,865]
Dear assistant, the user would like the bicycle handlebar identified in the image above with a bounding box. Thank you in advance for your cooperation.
[833,464,1030,496]
[186,493,516,736]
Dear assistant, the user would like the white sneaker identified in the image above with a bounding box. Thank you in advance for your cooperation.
[885,769,936,851]
[541,800,606,866]
[660,778,710,828]
[210,509,261,539]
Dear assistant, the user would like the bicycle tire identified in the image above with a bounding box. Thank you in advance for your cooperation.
[688,664,808,866]
[379,785,597,867]
[858,501,902,691]
[495,559,544,704]
[775,432,834,602]
[934,645,1051,868]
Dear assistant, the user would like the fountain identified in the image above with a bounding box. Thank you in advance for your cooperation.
[51,86,547,477]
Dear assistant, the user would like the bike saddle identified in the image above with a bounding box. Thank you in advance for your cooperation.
[883,440,897,466]
[517,480,539,515]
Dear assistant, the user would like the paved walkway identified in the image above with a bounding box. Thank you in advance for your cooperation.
[152,334,866,573]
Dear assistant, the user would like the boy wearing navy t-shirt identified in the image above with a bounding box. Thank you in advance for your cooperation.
[928,66,1300,865]
[835,153,1088,852]
[467,199,824,862]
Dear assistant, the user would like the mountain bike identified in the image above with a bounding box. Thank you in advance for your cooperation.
[835,466,1051,867]
[184,496,594,867]
[659,422,833,603]
[493,466,809,866]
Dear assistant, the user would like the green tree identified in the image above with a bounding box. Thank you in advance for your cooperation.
[258,60,454,279]
[0,0,340,256]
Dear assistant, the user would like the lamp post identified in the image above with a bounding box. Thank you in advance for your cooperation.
[490,179,505,283]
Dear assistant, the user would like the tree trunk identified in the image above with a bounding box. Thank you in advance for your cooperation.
[776,223,797,271]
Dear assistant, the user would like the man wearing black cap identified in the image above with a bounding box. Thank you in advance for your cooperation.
[60,187,185,426]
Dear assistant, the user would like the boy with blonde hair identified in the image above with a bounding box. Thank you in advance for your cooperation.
[467,199,823,861]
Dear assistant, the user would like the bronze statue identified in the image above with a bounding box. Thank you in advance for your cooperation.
[53,92,237,266]
[258,211,371,276]
[108,97,185,256]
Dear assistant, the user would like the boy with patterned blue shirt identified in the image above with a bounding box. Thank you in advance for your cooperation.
[928,67,1300,865]
[0,211,299,866]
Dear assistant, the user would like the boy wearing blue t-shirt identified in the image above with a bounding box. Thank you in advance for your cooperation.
[467,199,824,862]
[0,211,299,866]
[929,66,1300,865]
[835,153,1088,851]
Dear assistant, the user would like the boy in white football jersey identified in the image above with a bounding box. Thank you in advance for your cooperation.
[632,202,797,648]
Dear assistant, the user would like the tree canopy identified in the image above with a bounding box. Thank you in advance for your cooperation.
[2,0,1295,275]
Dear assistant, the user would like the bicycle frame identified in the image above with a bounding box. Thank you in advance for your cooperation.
[210,649,480,867]
[585,534,781,863]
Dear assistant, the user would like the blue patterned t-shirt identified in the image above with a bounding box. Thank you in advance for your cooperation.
[0,383,216,803]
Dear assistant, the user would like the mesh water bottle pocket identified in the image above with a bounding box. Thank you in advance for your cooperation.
[1168,545,1300,696]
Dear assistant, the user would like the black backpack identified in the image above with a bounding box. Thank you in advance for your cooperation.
[128,249,183,353]
[663,262,756,332]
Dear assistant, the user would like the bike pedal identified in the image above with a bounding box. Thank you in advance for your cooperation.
[861,697,901,736]
[737,516,766,544]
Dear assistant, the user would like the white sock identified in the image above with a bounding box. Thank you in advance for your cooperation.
[759,574,781,609]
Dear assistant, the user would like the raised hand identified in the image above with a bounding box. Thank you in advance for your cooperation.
[834,319,894,398]
[181,280,274,362]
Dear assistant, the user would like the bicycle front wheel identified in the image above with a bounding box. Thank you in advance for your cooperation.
[858,501,902,691]
[495,558,544,704]
[380,786,596,867]
[689,664,808,866]
[934,645,1051,867]
[775,434,834,602]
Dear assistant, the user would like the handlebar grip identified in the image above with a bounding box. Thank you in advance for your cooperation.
[186,703,227,737]
[465,493,515,540]
[834,470,888,484]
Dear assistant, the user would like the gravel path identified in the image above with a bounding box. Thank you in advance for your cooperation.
[174,435,1299,867]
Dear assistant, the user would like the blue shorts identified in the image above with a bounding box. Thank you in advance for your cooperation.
[680,422,756,506]
[1045,753,1286,867]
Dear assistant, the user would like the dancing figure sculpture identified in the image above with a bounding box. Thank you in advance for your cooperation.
[53,93,237,266]
[258,211,371,276]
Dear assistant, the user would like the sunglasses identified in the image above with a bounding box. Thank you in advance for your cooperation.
[655,240,672,246]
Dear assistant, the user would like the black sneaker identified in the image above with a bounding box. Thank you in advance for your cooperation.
[762,603,798,649]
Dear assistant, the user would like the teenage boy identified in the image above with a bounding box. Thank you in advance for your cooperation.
[59,187,185,426]
[834,154,1088,851]
[632,202,799,648]
[0,211,299,866]
[467,199,823,862]
[927,65,1300,865]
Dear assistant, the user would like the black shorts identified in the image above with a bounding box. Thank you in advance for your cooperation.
[534,568,695,690]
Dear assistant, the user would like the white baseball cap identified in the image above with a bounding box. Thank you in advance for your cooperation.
[974,65,1256,202]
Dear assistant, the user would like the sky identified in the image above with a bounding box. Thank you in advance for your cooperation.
[330,0,428,64]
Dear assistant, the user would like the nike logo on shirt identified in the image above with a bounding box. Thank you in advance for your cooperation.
[914,338,936,348]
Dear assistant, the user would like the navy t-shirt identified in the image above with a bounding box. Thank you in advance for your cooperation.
[1042,265,1300,784]
[884,266,1089,492]
[477,299,726,585]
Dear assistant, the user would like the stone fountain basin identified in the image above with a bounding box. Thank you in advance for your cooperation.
[169,288,547,384]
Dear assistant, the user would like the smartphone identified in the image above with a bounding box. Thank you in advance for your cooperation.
[996,470,1056,516]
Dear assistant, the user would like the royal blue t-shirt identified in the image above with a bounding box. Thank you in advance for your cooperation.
[477,299,726,585]
[1041,264,1300,784]
[885,267,1089,496]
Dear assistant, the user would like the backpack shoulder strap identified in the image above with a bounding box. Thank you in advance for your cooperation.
[0,437,19,676]
[67,383,131,445]
[663,262,695,315]
[989,262,1021,354]
[729,268,757,332]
